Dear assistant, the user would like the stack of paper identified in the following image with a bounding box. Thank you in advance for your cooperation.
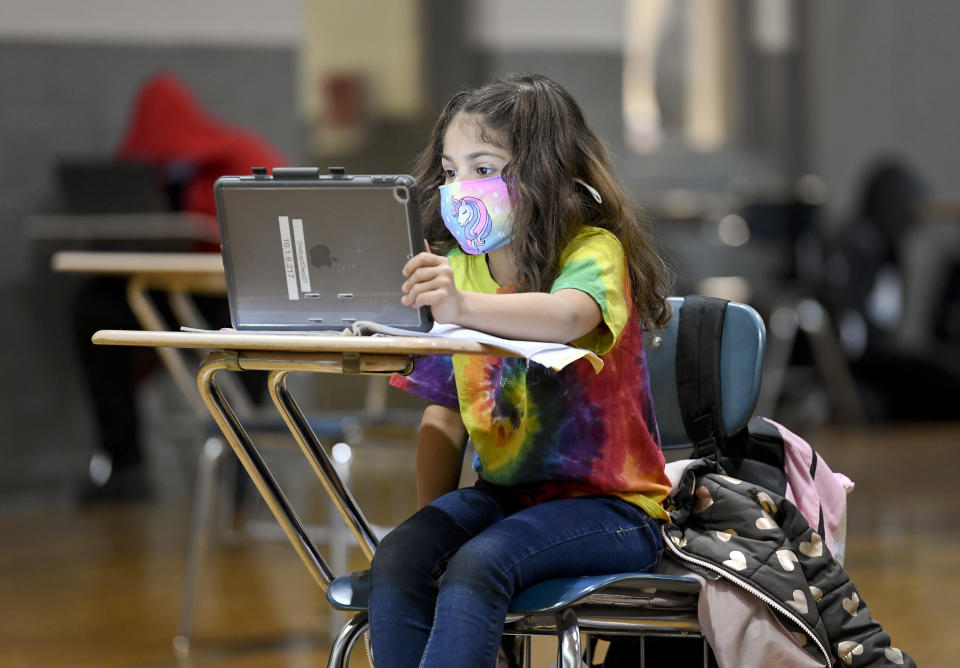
[355,321,603,373]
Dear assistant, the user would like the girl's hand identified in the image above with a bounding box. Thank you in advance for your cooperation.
[401,251,464,324]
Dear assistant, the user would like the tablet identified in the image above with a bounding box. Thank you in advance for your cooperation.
[214,167,433,332]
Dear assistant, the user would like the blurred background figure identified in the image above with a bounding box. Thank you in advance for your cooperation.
[820,156,960,420]
[73,72,287,503]
[116,73,289,224]
[897,183,960,354]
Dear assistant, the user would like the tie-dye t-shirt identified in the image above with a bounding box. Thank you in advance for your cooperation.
[391,226,671,520]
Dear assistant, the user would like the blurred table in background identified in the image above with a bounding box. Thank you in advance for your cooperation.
[52,250,226,417]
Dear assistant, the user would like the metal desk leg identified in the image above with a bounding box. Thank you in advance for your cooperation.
[127,276,208,420]
[174,435,225,657]
[197,350,410,662]
[267,370,378,560]
[167,288,256,416]
[196,352,336,591]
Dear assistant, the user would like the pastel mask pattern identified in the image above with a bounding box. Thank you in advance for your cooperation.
[439,175,514,254]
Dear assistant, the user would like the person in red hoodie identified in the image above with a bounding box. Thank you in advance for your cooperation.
[75,72,288,503]
[116,72,289,221]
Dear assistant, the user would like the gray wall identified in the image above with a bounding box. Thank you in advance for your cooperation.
[0,41,303,504]
[805,0,960,219]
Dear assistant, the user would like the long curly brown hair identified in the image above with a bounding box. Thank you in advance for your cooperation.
[412,73,672,330]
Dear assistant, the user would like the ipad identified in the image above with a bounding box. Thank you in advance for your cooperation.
[214,167,433,332]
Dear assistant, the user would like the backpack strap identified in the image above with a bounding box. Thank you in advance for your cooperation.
[676,295,729,461]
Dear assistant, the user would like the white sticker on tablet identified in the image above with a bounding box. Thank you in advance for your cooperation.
[277,216,299,300]
[291,218,312,293]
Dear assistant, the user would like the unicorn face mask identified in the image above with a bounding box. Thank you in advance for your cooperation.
[439,175,514,255]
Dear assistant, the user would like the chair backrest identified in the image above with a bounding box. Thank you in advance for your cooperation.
[643,296,766,448]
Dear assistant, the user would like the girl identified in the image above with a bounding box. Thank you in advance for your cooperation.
[370,73,673,667]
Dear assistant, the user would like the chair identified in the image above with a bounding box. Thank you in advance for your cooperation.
[324,296,766,667]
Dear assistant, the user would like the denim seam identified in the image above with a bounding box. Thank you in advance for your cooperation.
[505,515,660,576]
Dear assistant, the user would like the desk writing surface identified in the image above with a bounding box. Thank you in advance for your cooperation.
[92,329,520,358]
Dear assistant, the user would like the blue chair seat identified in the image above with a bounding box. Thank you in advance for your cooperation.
[327,568,700,615]
[507,572,700,614]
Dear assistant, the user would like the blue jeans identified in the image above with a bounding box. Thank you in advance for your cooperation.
[368,487,663,668]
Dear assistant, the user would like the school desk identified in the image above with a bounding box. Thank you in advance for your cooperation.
[52,250,226,418]
[91,329,519,591]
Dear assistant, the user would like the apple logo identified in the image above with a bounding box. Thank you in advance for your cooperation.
[310,244,338,268]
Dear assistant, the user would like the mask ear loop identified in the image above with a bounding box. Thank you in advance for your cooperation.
[574,178,603,204]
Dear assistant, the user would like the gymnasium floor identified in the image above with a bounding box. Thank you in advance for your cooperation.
[1,421,956,667]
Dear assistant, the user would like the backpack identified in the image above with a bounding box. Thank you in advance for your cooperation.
[676,295,853,562]
[598,297,854,667]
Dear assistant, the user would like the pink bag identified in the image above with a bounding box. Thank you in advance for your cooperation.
[762,417,855,563]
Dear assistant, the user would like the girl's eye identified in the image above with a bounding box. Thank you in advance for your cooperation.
[443,168,456,181]
[477,167,495,176]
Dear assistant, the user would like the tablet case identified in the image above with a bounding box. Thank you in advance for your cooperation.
[214,166,433,332]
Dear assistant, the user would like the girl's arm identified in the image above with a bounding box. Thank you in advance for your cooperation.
[401,253,602,343]
[415,402,468,507]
